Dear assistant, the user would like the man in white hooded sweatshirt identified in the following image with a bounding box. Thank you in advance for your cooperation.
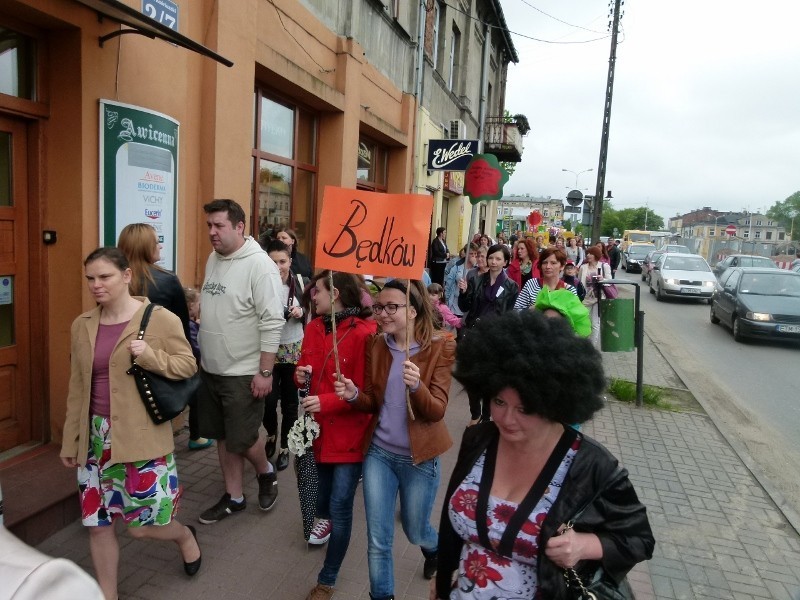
[197,199,285,524]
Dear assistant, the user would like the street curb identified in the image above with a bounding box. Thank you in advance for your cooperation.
[639,327,800,537]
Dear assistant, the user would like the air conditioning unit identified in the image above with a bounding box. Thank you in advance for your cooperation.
[449,119,466,140]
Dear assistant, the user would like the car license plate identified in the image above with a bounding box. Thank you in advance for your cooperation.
[777,325,800,333]
[681,288,701,294]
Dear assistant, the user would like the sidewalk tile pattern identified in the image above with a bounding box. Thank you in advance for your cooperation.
[34,330,800,599]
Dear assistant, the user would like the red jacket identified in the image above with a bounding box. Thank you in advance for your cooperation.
[506,258,541,289]
[296,316,377,463]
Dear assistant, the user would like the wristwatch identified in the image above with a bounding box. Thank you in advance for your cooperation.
[260,369,273,378]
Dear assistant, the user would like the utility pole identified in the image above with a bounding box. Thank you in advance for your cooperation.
[590,0,623,244]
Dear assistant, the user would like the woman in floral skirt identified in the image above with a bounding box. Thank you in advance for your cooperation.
[60,247,200,600]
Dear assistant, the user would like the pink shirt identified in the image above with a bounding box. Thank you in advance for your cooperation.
[90,321,129,417]
[434,299,462,330]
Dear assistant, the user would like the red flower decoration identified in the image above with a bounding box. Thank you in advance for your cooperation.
[520,511,547,537]
[513,537,539,559]
[464,550,503,588]
[451,488,479,520]
[492,502,516,524]
[464,154,509,205]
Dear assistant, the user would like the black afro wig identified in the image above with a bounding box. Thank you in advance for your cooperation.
[453,310,605,424]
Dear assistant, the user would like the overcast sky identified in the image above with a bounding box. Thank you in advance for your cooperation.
[500,0,800,225]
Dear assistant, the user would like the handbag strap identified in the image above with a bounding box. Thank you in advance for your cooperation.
[476,427,578,557]
[131,304,156,363]
[136,303,156,340]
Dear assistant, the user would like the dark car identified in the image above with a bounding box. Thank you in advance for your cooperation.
[641,250,664,283]
[712,254,778,278]
[710,267,800,342]
[621,243,654,273]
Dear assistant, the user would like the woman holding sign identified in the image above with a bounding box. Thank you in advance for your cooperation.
[295,271,376,600]
[335,279,456,600]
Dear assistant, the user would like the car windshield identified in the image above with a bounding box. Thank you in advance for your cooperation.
[740,274,800,296]
[628,245,651,258]
[741,257,775,268]
[664,256,710,272]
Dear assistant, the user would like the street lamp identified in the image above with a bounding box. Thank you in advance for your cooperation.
[562,168,594,190]
[563,168,593,227]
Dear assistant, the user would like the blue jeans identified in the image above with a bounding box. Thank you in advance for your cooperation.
[315,462,362,586]
[363,443,439,599]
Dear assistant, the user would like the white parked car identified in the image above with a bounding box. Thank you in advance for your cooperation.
[649,253,716,303]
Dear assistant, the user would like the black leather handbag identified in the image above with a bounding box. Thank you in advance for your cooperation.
[127,303,200,424]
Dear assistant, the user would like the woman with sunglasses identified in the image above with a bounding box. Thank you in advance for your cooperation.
[296,271,377,600]
[335,279,456,600]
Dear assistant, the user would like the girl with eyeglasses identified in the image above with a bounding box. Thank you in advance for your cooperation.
[335,279,456,600]
[294,271,377,600]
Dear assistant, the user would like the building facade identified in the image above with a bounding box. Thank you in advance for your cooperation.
[668,208,787,262]
[0,0,518,539]
[497,195,565,237]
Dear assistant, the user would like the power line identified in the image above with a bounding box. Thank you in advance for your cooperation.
[440,0,611,45]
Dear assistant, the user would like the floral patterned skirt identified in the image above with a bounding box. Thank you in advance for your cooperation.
[77,415,181,528]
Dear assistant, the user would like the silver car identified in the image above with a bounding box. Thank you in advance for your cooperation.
[649,253,716,303]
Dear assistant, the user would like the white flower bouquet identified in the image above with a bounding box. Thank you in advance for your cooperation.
[287,412,320,457]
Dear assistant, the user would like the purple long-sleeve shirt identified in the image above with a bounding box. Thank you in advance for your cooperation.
[373,334,420,457]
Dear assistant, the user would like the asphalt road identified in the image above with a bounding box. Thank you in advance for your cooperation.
[613,266,800,513]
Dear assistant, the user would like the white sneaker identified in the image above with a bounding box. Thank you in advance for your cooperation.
[309,518,332,545]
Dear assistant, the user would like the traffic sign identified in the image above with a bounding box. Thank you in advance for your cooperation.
[725,224,737,236]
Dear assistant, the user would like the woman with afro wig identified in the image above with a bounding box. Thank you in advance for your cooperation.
[433,311,654,599]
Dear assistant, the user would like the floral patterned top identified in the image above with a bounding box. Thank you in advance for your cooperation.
[447,438,580,599]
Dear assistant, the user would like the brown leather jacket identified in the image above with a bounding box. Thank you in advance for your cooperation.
[353,333,455,464]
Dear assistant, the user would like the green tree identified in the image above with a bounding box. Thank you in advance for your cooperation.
[600,202,664,235]
[767,191,800,240]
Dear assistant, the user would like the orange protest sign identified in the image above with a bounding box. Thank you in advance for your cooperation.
[315,186,434,279]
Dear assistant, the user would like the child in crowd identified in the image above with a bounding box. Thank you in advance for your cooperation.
[428,283,462,333]
[561,260,586,302]
[184,287,214,450]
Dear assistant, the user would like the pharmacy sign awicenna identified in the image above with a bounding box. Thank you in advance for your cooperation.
[99,100,180,270]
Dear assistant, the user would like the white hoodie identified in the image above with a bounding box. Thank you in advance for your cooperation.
[199,236,284,375]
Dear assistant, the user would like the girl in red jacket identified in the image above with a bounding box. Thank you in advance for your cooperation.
[295,271,377,600]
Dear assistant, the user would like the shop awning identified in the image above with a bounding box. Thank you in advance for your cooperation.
[73,0,233,67]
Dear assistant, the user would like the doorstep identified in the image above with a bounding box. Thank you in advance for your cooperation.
[0,443,79,545]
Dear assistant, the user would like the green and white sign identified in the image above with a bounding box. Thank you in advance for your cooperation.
[99,100,179,270]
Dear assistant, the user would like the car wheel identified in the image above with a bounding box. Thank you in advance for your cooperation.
[710,303,720,324]
[732,316,747,343]
[656,283,664,301]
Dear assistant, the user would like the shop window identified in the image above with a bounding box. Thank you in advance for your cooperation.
[356,135,388,192]
[0,26,36,100]
[253,91,318,255]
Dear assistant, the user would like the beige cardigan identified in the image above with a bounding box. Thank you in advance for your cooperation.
[60,299,197,466]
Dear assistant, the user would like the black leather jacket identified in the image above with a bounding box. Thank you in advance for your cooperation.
[436,422,655,599]
[457,271,519,328]
[145,265,191,342]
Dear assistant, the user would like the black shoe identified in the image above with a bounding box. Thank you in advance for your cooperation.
[276,449,290,471]
[257,470,278,511]
[183,525,202,576]
[265,434,277,459]
[422,551,438,580]
[198,493,246,524]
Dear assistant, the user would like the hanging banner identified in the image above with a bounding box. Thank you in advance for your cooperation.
[99,100,179,270]
[464,154,509,205]
[427,139,479,171]
[315,186,434,280]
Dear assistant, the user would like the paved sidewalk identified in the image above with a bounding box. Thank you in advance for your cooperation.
[37,336,800,599]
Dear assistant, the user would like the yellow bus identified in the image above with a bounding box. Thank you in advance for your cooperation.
[621,230,654,251]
